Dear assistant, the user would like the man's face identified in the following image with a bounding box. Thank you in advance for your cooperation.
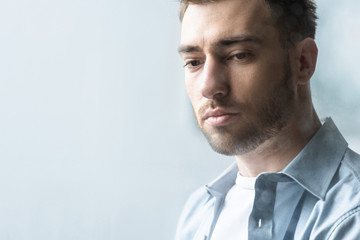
[179,0,296,155]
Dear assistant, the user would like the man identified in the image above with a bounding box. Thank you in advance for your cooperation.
[175,0,360,239]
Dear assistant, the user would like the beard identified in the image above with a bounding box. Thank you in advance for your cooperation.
[195,61,295,156]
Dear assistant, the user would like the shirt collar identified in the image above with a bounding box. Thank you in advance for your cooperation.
[205,117,348,201]
[282,117,348,200]
[205,162,238,198]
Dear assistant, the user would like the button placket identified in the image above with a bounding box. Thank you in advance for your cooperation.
[248,175,278,240]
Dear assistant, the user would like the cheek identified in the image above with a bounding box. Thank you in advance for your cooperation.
[230,68,264,101]
[185,78,193,97]
[249,60,285,89]
[229,64,283,109]
[185,73,201,96]
[185,78,199,108]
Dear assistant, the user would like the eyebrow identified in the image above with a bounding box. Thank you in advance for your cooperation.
[177,45,202,54]
[178,35,263,54]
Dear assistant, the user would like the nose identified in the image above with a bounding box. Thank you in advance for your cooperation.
[200,58,229,99]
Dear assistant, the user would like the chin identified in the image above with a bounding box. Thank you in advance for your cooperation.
[203,128,264,156]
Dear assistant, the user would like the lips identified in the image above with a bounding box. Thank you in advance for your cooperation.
[203,108,239,127]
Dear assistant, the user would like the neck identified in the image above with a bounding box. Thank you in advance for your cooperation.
[235,108,321,177]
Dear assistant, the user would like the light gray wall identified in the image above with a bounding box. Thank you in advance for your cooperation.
[0,0,359,239]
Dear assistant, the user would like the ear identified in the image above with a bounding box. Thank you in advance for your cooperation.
[294,38,318,85]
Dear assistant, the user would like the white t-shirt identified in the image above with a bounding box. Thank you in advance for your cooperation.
[210,171,302,240]
[211,172,256,240]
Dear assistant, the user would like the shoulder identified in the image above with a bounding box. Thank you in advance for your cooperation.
[326,149,360,239]
[310,148,360,239]
[331,148,360,190]
[330,148,360,197]
[341,148,360,181]
[327,148,360,212]
[174,162,238,240]
[174,186,214,240]
[180,186,213,219]
[327,205,360,239]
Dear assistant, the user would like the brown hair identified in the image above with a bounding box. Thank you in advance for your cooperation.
[179,0,318,46]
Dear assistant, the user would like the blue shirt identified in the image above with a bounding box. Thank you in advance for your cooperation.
[175,118,360,240]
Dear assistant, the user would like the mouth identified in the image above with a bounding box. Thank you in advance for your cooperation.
[202,108,239,127]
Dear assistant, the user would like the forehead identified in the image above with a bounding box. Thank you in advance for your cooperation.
[180,0,276,49]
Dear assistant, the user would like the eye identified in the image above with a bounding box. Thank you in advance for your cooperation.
[184,60,203,68]
[231,52,252,61]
